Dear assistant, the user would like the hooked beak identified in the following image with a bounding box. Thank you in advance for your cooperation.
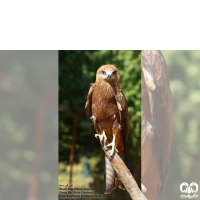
[107,74,111,81]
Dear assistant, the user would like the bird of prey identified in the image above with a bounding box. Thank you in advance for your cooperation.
[85,65,130,194]
[141,50,173,200]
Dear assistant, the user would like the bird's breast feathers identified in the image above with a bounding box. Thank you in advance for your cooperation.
[92,82,119,121]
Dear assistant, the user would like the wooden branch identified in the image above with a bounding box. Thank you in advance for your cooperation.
[99,142,148,200]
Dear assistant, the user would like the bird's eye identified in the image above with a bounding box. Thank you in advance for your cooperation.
[112,71,117,75]
[102,71,106,75]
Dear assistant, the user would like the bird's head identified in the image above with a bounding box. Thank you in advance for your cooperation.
[96,65,120,83]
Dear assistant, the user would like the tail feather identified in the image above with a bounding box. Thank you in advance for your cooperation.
[104,155,133,193]
[104,155,117,194]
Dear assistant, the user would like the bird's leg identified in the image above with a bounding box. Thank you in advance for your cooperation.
[95,130,107,147]
[106,120,119,157]
[106,135,118,157]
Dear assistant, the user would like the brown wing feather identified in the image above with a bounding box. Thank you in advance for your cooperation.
[142,50,173,200]
[115,90,129,152]
[85,83,97,134]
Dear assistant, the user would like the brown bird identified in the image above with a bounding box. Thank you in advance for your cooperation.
[85,65,130,194]
[141,50,173,200]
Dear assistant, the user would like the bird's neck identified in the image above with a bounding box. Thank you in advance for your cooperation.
[96,80,121,94]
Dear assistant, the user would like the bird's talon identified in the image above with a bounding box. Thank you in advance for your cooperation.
[95,131,107,147]
[106,135,118,157]
[106,143,112,148]
[95,134,99,139]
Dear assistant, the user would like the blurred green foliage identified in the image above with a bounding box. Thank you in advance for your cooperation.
[59,50,141,199]
[162,50,200,199]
